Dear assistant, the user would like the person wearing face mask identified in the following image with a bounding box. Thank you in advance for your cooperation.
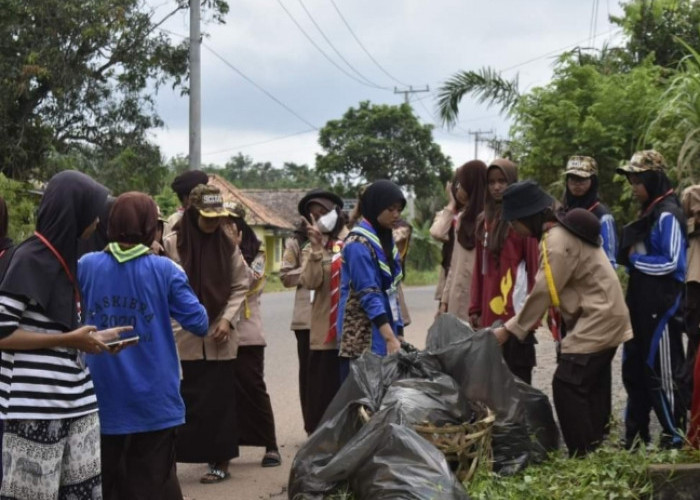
[163,184,250,483]
[298,189,348,433]
[617,150,688,450]
[336,180,406,381]
[470,159,540,384]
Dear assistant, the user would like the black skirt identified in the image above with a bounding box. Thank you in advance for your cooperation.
[305,349,341,433]
[177,359,239,463]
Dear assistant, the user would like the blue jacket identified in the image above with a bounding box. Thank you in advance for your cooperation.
[629,211,687,283]
[78,251,208,435]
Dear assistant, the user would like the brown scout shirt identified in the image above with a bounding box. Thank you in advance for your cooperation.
[505,225,633,354]
[280,237,312,331]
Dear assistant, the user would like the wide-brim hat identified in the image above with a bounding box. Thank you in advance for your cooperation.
[564,156,598,178]
[555,208,601,246]
[616,149,667,175]
[502,180,555,221]
[297,189,343,217]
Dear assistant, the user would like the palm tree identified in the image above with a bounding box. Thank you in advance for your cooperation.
[436,66,520,127]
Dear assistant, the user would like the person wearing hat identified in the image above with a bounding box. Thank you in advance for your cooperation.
[337,180,407,380]
[222,202,282,467]
[163,184,250,483]
[469,159,540,384]
[164,169,209,236]
[562,156,617,266]
[439,160,488,322]
[78,192,208,499]
[298,189,348,432]
[492,180,632,457]
[616,150,688,449]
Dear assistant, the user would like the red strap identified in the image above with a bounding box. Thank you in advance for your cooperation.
[642,189,674,217]
[34,231,82,320]
[325,240,344,344]
[0,249,6,259]
[587,201,600,212]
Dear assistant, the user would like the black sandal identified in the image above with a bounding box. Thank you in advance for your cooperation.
[261,450,281,467]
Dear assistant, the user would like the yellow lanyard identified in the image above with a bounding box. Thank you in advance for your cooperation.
[541,233,560,307]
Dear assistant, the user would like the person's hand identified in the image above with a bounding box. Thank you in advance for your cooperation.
[212,319,232,344]
[303,215,323,251]
[232,228,243,247]
[386,336,401,354]
[93,326,135,354]
[66,325,119,354]
[492,327,510,345]
[435,302,448,319]
[150,240,164,254]
[446,181,456,211]
[470,314,481,328]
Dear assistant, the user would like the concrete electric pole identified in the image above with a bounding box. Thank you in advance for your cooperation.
[189,0,201,170]
[468,129,494,159]
[394,85,430,104]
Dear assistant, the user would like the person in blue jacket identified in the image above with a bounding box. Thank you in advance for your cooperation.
[78,192,208,500]
[337,180,406,381]
[617,150,688,449]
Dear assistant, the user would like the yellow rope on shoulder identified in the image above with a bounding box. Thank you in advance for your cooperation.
[541,233,560,307]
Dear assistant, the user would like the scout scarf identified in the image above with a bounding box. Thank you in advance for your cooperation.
[350,218,403,293]
[325,238,344,344]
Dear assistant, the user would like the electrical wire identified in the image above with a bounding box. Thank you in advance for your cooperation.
[328,0,410,87]
[203,128,317,156]
[274,0,390,90]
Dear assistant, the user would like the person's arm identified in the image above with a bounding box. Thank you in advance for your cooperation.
[630,213,684,275]
[219,246,252,327]
[299,244,324,291]
[429,209,455,242]
[167,262,209,336]
[279,238,303,288]
[600,213,618,268]
[500,232,575,341]
[343,242,399,353]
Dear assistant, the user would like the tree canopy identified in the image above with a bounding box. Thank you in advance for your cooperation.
[316,101,452,198]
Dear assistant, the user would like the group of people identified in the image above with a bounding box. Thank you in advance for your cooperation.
[430,150,700,457]
[0,170,280,500]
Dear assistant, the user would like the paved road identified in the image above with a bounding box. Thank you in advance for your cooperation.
[177,285,628,500]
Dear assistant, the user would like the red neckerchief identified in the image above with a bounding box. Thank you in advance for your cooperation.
[34,231,82,323]
[641,189,674,217]
[325,239,344,344]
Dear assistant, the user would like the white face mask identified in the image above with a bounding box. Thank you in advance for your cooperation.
[316,210,338,233]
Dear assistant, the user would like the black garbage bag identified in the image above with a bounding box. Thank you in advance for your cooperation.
[380,375,473,426]
[425,314,560,474]
[294,405,470,500]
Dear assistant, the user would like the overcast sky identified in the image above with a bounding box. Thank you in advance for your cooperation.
[148,0,626,170]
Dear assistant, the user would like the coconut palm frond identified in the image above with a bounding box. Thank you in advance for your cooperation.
[436,67,520,127]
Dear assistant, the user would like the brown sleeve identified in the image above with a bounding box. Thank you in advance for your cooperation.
[299,244,324,291]
[279,238,303,288]
[429,209,454,242]
[221,246,252,325]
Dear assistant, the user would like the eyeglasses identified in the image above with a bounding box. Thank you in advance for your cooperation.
[566,176,590,184]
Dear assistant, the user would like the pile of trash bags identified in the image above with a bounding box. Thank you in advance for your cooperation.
[288,314,560,499]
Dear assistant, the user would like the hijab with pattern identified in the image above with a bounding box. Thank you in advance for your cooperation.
[456,160,488,250]
[0,171,108,330]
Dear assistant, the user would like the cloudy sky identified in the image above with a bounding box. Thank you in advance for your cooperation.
[148,0,626,170]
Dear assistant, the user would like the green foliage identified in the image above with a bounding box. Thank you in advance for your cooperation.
[469,444,700,500]
[406,219,441,271]
[155,186,179,218]
[508,56,664,216]
[437,67,520,126]
[316,101,453,199]
[212,153,331,190]
[0,0,227,181]
[611,0,700,68]
[0,173,38,241]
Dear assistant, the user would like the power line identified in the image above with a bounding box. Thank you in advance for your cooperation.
[274,0,390,90]
[328,0,411,88]
[295,0,389,89]
[203,128,317,156]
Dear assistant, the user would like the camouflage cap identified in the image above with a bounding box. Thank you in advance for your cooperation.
[616,150,667,175]
[189,184,228,218]
[564,156,598,178]
[223,200,246,220]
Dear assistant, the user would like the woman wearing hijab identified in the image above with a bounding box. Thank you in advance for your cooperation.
[0,170,127,498]
[337,180,406,381]
[298,189,348,432]
[439,160,488,322]
[617,150,688,450]
[279,221,313,433]
[430,176,465,308]
[223,203,281,468]
[469,159,540,383]
[164,169,209,235]
[78,192,208,500]
[77,195,116,257]
[492,181,632,457]
[562,156,617,266]
[163,184,250,483]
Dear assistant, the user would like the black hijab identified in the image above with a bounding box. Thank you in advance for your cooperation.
[77,195,116,256]
[637,170,676,213]
[360,180,406,273]
[231,216,261,266]
[0,171,108,330]
[564,175,600,211]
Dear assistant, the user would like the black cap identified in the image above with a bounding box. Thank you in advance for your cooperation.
[502,180,554,221]
[555,208,601,246]
[297,189,343,218]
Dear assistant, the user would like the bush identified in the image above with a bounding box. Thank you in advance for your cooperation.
[0,173,39,241]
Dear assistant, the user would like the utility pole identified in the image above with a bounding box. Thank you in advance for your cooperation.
[468,129,494,159]
[189,0,201,170]
[394,85,430,105]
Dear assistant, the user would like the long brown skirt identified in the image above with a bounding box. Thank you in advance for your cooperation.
[177,359,239,463]
[305,349,341,433]
[233,346,278,449]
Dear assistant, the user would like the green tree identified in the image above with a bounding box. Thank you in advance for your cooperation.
[316,101,453,198]
[0,174,38,241]
[213,153,330,189]
[0,0,228,181]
